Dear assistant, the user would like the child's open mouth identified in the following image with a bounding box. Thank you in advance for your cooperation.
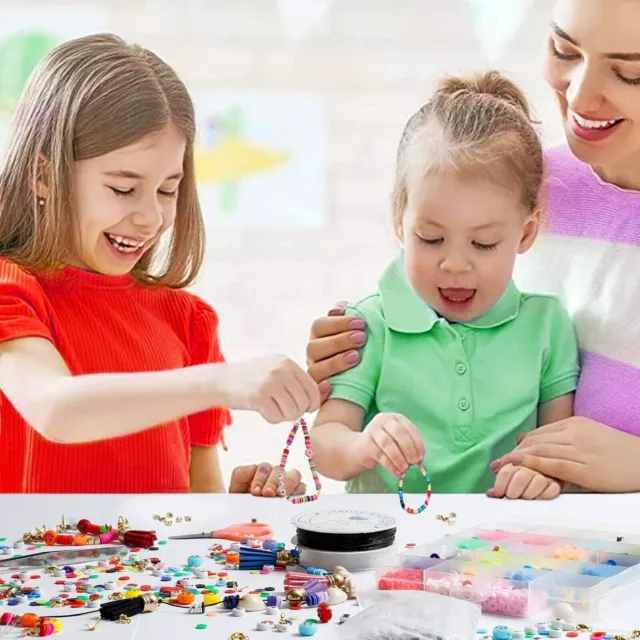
[104,232,146,257]
[438,287,476,310]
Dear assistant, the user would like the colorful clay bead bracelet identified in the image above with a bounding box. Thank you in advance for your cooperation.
[398,463,432,514]
[277,418,322,504]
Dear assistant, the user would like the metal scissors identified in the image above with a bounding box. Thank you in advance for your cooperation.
[168,521,274,542]
[0,545,127,574]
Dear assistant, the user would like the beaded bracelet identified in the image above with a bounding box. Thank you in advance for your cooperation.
[277,418,322,504]
[398,463,432,515]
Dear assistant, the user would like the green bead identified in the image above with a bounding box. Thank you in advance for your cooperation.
[159,541,167,545]
[196,624,207,630]
[77,595,89,602]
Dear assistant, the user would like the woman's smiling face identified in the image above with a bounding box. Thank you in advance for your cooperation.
[545,0,640,185]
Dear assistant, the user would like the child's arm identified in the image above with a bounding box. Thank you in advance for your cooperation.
[312,399,370,481]
[538,392,574,425]
[189,445,225,493]
[0,336,319,444]
[312,399,425,481]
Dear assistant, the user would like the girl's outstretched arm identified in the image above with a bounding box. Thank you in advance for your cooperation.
[0,336,319,444]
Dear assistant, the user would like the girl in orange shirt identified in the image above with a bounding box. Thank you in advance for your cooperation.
[0,33,319,494]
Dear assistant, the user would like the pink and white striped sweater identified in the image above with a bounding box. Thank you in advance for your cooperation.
[515,145,640,436]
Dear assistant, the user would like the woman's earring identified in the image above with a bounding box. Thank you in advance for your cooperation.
[38,198,45,209]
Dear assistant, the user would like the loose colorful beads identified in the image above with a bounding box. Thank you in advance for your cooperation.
[398,463,432,514]
[277,418,322,504]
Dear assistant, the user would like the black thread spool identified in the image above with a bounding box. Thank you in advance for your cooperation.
[291,510,397,572]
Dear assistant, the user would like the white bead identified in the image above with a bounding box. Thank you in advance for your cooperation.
[552,602,575,621]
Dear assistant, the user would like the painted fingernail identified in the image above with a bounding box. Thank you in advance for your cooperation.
[349,318,365,330]
[258,465,270,474]
[345,351,360,365]
[350,331,366,346]
[489,460,500,472]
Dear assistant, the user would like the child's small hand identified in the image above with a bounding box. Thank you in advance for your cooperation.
[357,413,425,477]
[487,463,561,500]
[221,355,321,423]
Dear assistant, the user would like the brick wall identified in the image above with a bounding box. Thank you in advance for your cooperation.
[4,0,562,492]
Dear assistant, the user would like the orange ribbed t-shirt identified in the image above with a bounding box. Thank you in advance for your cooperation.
[0,259,231,493]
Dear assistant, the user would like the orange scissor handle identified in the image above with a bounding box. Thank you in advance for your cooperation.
[211,522,275,542]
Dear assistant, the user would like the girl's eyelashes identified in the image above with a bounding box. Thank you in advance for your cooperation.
[109,187,179,198]
[416,234,499,251]
[473,241,499,251]
[417,235,444,245]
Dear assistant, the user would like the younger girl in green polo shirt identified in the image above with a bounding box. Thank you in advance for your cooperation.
[311,71,579,499]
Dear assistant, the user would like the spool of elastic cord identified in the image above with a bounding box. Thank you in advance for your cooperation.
[295,526,396,553]
[291,510,397,572]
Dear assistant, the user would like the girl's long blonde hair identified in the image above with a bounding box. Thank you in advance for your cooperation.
[0,33,204,287]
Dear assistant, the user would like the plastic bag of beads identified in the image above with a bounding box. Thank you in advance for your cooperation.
[338,590,481,640]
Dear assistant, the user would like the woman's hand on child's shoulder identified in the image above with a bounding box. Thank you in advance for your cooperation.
[218,355,321,424]
[357,413,425,477]
[487,463,561,500]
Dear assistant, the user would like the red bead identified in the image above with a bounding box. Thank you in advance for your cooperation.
[89,594,100,601]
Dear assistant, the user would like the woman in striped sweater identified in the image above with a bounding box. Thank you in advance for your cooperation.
[307,0,640,494]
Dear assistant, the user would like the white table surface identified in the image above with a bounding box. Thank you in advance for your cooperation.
[1,493,639,639]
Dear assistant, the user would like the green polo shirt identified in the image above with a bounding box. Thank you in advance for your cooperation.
[329,254,579,494]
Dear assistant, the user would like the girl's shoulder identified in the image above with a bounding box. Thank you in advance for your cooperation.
[0,257,48,300]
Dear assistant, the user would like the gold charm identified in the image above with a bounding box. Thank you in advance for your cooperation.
[109,592,125,600]
[117,517,130,533]
[86,617,101,631]
[56,515,73,533]
[118,614,131,624]
[185,516,192,522]
[576,625,592,633]
[228,634,249,640]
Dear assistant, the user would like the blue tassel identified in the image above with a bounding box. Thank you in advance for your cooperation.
[238,546,299,571]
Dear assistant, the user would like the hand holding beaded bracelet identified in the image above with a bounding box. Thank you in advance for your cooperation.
[398,463,432,514]
[277,418,322,504]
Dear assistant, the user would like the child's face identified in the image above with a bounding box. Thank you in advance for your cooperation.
[70,123,186,275]
[400,170,539,322]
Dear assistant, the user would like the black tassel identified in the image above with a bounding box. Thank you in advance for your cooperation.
[100,594,160,620]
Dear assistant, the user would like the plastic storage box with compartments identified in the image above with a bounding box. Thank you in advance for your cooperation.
[376,522,640,620]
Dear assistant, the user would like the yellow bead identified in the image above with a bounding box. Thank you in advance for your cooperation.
[203,593,222,606]
[126,590,143,599]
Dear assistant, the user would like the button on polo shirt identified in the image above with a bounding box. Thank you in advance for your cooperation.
[328,254,579,494]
